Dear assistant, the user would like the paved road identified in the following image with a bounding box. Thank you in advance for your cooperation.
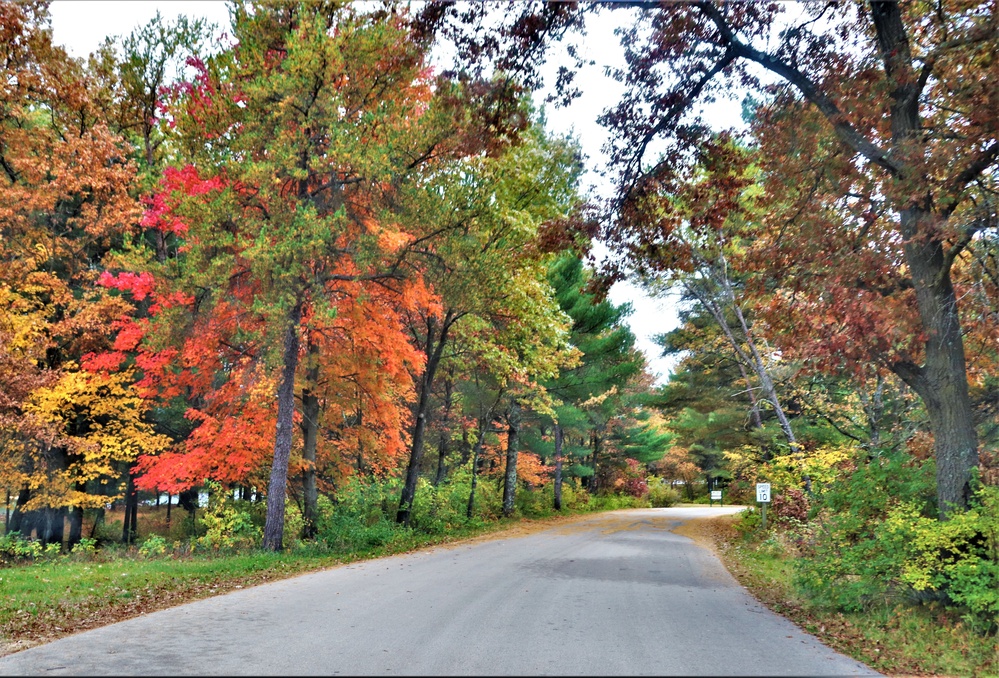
[0,507,880,676]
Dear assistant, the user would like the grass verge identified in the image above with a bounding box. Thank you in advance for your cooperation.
[680,514,999,678]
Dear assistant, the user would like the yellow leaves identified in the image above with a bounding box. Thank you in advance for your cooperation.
[0,286,48,358]
[579,386,618,409]
[761,443,854,492]
[14,364,171,508]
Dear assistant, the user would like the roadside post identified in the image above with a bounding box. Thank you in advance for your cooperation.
[755,482,771,529]
[710,489,722,507]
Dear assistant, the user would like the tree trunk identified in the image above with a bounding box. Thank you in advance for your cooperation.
[589,429,602,495]
[8,488,29,535]
[300,342,321,541]
[893,210,979,517]
[434,374,455,486]
[397,313,453,525]
[122,474,138,544]
[90,507,105,538]
[67,506,83,547]
[262,301,303,551]
[466,426,487,520]
[300,386,320,540]
[502,402,521,518]
[553,423,564,511]
[858,375,885,452]
[735,360,764,431]
[18,506,65,546]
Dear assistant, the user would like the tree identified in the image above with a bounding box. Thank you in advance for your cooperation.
[111,1,463,550]
[622,136,803,464]
[537,254,644,507]
[394,121,585,524]
[599,1,999,516]
[0,1,166,544]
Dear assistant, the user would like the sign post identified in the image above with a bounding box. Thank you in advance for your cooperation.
[755,483,771,530]
[709,489,722,507]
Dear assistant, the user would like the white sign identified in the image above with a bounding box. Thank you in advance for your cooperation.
[710,490,722,501]
[756,483,771,503]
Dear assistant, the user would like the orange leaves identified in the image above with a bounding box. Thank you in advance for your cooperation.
[516,451,552,487]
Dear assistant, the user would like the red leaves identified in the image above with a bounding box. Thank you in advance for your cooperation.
[80,351,127,373]
[98,271,156,301]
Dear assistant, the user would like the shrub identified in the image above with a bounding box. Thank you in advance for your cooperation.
[72,537,98,558]
[793,448,937,612]
[316,478,403,552]
[0,532,42,563]
[589,493,649,511]
[771,488,810,524]
[195,481,261,551]
[138,534,168,558]
[878,485,999,634]
[734,507,762,536]
[647,477,681,508]
[559,483,590,511]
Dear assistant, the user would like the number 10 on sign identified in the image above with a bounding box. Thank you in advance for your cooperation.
[756,483,771,530]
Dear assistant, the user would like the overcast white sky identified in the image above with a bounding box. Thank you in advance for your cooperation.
[47,1,743,385]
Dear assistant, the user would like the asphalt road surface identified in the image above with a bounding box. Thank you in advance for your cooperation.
[0,507,881,676]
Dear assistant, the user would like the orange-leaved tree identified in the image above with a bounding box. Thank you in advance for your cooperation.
[104,1,520,549]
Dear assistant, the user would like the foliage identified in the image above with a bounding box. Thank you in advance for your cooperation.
[0,532,44,564]
[597,0,999,517]
[586,493,649,512]
[72,537,98,558]
[138,535,169,558]
[0,1,162,523]
[770,489,810,525]
[716,511,998,677]
[793,448,937,612]
[194,482,262,551]
[878,485,999,634]
[315,477,401,551]
[646,477,680,508]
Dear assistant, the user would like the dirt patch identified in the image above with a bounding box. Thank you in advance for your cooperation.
[671,515,732,555]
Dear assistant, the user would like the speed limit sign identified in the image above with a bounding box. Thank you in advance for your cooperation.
[756,483,771,503]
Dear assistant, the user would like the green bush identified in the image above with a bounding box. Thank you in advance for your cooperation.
[877,485,999,634]
[559,483,590,511]
[647,477,681,508]
[138,534,168,558]
[516,483,555,519]
[0,532,42,563]
[195,481,262,551]
[72,537,97,558]
[589,494,650,511]
[316,478,403,552]
[93,517,124,544]
[734,507,763,536]
[792,448,937,612]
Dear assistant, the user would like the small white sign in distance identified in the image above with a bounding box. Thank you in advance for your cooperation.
[710,490,722,501]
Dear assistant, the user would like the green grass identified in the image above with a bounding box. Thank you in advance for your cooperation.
[715,518,999,678]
